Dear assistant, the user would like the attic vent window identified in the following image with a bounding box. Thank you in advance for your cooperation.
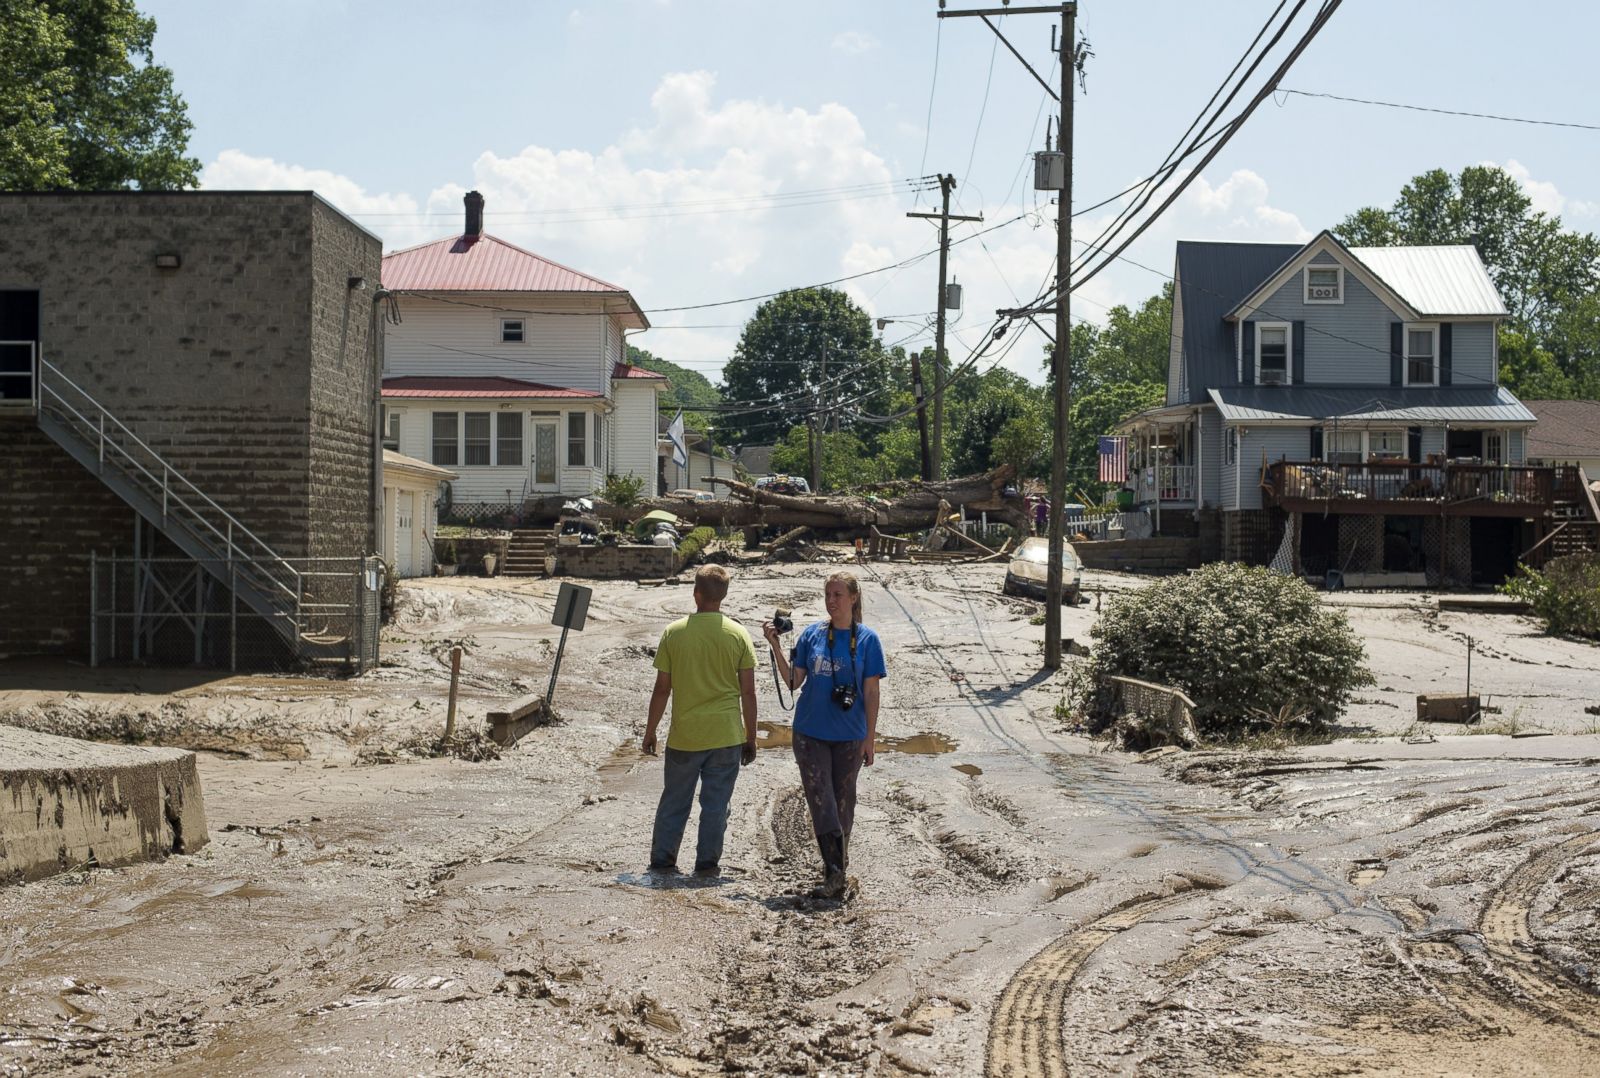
[501,318,524,343]
[1305,265,1343,304]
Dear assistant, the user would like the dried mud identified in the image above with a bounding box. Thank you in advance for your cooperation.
[2,564,1598,1076]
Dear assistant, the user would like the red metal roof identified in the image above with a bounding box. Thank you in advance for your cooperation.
[382,376,601,400]
[382,233,649,329]
[612,363,667,380]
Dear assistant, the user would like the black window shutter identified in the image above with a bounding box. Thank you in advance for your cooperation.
[1408,426,1422,463]
[1439,322,1453,386]
[1292,320,1306,384]
[1310,425,1323,460]
[1241,321,1255,384]
[1390,322,1403,386]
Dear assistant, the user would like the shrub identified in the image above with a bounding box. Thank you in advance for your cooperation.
[675,526,717,563]
[1087,562,1373,735]
[1501,554,1600,640]
[603,472,646,508]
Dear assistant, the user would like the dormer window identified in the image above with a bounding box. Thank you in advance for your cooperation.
[1304,265,1343,304]
[501,318,524,343]
[1256,322,1291,385]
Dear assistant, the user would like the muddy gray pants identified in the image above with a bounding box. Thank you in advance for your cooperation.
[793,731,865,846]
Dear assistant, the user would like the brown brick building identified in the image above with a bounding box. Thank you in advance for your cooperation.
[0,192,384,666]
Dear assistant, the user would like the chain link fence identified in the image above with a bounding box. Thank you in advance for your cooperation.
[88,555,382,674]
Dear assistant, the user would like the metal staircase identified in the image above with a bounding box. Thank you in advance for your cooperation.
[34,357,351,666]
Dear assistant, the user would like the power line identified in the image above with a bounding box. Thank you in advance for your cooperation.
[1066,0,1344,294]
[356,177,937,219]
[392,210,1032,318]
[962,16,1003,186]
[1071,0,1305,278]
[1277,88,1600,132]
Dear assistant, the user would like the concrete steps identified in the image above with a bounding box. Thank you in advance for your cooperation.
[503,528,555,577]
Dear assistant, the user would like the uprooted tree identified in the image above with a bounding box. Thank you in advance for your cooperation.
[529,465,1027,535]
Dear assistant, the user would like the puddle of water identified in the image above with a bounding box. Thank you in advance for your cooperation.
[1349,859,1388,886]
[757,723,957,756]
[953,763,984,777]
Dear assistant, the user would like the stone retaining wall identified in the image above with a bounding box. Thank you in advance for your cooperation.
[1074,537,1200,574]
[552,543,677,579]
[1,727,209,884]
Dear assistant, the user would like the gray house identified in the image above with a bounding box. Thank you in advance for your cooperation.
[1116,231,1596,584]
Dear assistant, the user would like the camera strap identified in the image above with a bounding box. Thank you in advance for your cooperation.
[827,623,860,696]
[769,647,796,713]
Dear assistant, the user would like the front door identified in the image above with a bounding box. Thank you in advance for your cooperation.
[531,417,560,491]
[0,290,40,407]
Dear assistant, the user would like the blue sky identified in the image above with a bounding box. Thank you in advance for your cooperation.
[145,0,1600,382]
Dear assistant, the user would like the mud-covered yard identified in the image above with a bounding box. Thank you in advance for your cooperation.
[3,562,1599,1076]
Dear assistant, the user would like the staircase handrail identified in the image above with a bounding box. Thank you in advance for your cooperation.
[1580,465,1600,525]
[36,358,302,607]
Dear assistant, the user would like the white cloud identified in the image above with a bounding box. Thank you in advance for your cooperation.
[1487,158,1597,219]
[197,84,1313,389]
[199,149,419,216]
[831,30,878,56]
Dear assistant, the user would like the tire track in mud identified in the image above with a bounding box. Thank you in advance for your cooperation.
[1472,829,1600,1032]
[985,882,1215,1078]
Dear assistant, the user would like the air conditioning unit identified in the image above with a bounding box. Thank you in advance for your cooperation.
[1260,370,1288,385]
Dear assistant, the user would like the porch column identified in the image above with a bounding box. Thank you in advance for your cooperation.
[1195,409,1204,509]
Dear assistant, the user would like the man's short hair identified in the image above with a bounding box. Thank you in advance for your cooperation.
[694,564,730,603]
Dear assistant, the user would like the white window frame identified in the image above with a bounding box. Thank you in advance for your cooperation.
[382,406,401,451]
[500,318,525,343]
[1304,264,1344,304]
[1403,322,1439,387]
[1255,321,1292,386]
[1224,427,1238,466]
[567,410,588,467]
[1368,428,1407,461]
[434,408,524,467]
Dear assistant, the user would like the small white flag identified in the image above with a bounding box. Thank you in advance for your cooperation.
[667,409,688,468]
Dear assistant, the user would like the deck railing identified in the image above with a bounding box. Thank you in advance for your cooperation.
[1262,460,1555,514]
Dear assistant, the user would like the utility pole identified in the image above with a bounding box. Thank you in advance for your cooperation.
[908,175,981,479]
[1045,4,1075,670]
[911,348,933,480]
[939,1,1076,669]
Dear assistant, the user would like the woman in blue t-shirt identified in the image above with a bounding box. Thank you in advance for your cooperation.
[762,571,887,899]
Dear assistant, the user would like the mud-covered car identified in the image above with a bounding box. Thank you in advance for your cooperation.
[754,474,811,496]
[1003,536,1083,602]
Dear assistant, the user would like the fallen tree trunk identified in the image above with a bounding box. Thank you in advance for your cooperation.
[524,465,1026,534]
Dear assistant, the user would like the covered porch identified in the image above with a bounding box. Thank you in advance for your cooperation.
[1114,403,1205,511]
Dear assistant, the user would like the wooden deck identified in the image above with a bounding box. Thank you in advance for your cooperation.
[1261,460,1556,517]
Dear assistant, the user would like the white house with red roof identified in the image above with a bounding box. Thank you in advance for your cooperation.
[379,191,665,513]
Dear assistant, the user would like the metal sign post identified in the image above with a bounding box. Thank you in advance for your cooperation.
[546,582,592,706]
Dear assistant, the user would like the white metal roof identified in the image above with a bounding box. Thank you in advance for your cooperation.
[1348,245,1507,317]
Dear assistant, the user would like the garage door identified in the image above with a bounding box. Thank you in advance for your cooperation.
[396,492,415,577]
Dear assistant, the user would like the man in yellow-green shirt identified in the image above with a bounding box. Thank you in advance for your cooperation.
[643,565,758,876]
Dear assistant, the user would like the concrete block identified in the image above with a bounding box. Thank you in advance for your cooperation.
[1,727,209,884]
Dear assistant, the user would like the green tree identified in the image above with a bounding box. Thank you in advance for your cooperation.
[626,343,721,429]
[1067,381,1165,493]
[769,425,871,492]
[719,287,889,445]
[948,372,1046,477]
[1,0,200,190]
[1334,166,1600,388]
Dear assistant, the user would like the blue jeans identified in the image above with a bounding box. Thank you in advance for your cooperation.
[649,744,743,871]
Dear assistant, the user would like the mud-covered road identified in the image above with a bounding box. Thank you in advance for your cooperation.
[3,562,1599,1075]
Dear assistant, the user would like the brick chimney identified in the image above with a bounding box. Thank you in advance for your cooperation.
[463,190,485,239]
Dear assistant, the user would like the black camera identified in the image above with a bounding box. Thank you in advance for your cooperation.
[832,683,857,711]
[772,608,793,635]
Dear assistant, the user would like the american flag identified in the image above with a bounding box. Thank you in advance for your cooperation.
[1098,436,1128,483]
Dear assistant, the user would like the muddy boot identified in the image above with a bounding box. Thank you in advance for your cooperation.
[811,832,848,900]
